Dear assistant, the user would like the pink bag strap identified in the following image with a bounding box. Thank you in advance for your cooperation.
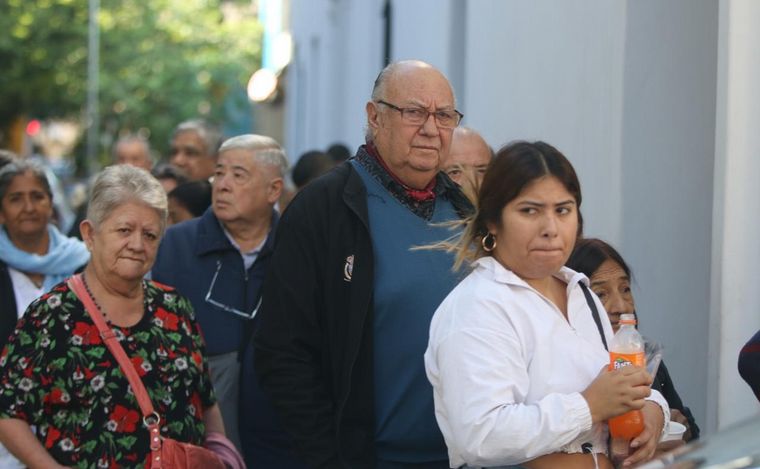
[68,274,165,468]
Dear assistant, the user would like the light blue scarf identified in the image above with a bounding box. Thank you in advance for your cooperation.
[0,224,90,290]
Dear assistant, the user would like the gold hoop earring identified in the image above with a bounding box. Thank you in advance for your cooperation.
[481,233,497,252]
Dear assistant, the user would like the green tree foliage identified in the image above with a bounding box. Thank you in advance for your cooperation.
[0,0,262,164]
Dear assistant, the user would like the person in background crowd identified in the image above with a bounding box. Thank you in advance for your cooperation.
[21,147,76,235]
[0,160,90,468]
[152,163,190,194]
[566,237,700,446]
[167,180,212,225]
[278,150,336,210]
[153,134,301,467]
[113,135,153,171]
[425,141,668,469]
[254,60,473,468]
[69,136,158,240]
[169,119,223,181]
[326,142,351,163]
[0,160,90,345]
[291,150,337,190]
[738,329,760,402]
[440,126,493,201]
[0,150,16,170]
[0,165,225,468]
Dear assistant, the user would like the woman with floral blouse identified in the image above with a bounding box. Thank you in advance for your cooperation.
[0,165,225,468]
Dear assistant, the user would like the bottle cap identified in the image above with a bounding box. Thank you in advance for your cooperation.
[619,313,637,325]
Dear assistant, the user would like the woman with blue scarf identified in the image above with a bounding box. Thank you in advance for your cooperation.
[0,160,89,348]
[0,159,88,468]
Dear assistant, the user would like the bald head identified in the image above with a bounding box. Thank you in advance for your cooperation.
[441,127,492,187]
[366,60,459,189]
[371,60,455,104]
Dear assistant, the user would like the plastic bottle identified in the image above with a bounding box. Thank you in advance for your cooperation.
[607,313,646,465]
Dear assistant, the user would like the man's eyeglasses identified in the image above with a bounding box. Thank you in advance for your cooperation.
[376,100,463,128]
[204,260,262,320]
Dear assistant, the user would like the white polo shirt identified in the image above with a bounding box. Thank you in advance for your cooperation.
[424,256,669,468]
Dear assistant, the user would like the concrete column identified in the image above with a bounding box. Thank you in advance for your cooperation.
[709,0,760,430]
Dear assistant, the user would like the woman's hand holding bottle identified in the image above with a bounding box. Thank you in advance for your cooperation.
[581,365,653,424]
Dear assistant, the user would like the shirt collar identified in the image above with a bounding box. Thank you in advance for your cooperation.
[222,226,268,256]
[362,142,438,201]
[473,256,589,291]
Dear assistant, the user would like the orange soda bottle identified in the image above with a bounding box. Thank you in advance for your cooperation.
[607,313,646,465]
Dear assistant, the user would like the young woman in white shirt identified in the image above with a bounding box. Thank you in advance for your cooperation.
[424,141,668,469]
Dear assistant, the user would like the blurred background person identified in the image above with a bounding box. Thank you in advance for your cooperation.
[291,150,336,191]
[169,119,223,181]
[566,237,700,444]
[440,126,493,201]
[278,149,337,211]
[151,163,190,194]
[0,165,225,468]
[0,160,89,345]
[167,180,212,225]
[0,150,16,171]
[112,134,153,171]
[69,136,158,239]
[0,159,89,467]
[326,142,351,163]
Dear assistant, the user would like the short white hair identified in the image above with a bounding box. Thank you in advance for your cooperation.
[218,134,289,177]
[87,165,168,232]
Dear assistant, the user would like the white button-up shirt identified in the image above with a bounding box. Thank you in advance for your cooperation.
[425,257,669,468]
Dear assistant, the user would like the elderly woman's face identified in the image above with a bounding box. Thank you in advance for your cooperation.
[590,259,635,332]
[84,201,162,283]
[0,171,53,243]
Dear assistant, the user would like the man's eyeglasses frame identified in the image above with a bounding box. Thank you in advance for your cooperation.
[376,100,464,128]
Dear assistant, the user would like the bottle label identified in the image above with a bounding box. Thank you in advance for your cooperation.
[609,352,645,371]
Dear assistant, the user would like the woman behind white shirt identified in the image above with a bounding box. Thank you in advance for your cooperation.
[424,141,668,469]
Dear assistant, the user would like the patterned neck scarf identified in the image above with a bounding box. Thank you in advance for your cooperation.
[364,142,437,202]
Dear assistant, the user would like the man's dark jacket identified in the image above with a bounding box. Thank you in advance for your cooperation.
[152,208,303,468]
[254,156,473,468]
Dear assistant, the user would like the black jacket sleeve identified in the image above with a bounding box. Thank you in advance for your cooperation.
[253,197,342,468]
[739,329,760,402]
[652,360,700,440]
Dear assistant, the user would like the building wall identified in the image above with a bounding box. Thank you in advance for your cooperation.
[464,0,627,243]
[618,0,719,431]
[286,0,760,434]
[710,0,760,430]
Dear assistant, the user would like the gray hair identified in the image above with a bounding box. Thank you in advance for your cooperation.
[112,135,153,165]
[218,134,289,177]
[87,165,168,232]
[0,150,18,171]
[0,160,53,202]
[172,119,223,156]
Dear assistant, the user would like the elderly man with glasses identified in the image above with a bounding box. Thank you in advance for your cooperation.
[152,134,304,468]
[254,60,474,468]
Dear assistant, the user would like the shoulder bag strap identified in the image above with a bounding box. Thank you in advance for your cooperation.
[579,282,608,351]
[68,274,164,466]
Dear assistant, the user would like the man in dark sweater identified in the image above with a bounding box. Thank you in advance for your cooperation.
[254,60,474,468]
